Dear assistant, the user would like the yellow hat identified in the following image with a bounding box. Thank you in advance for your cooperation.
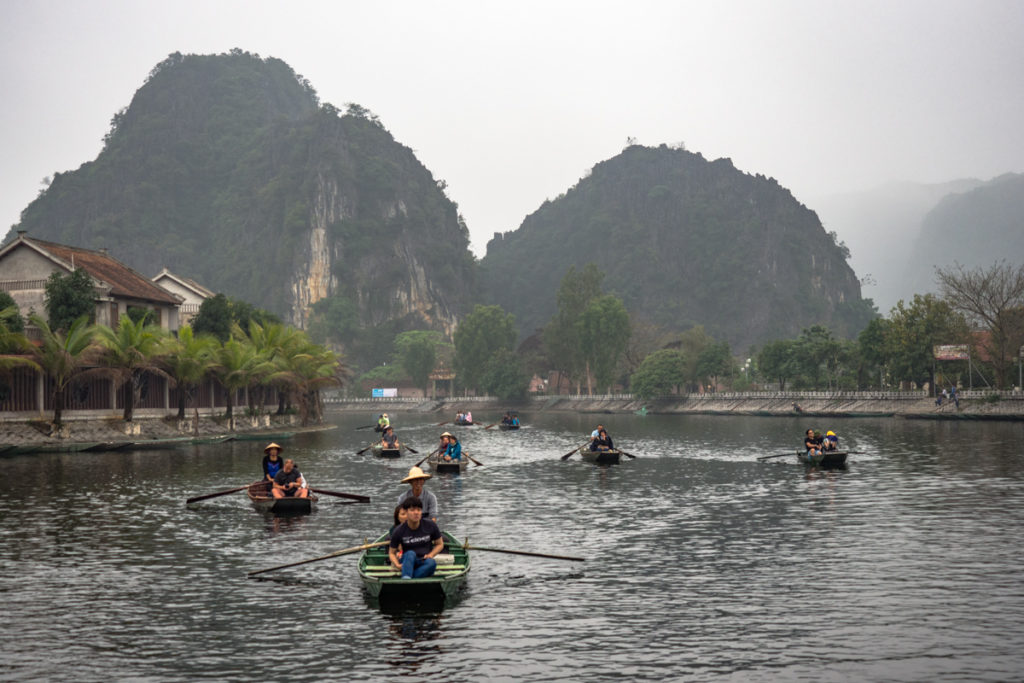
[826,431,835,436]
[401,466,432,483]
[263,442,283,453]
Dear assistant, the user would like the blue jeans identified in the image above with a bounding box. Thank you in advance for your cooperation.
[401,552,436,579]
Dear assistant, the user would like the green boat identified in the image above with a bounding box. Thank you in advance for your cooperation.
[796,450,848,468]
[232,432,295,442]
[358,532,470,604]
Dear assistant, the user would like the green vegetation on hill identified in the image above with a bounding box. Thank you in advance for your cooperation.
[480,145,875,351]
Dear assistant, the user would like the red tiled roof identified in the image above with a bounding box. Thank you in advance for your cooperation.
[27,238,180,305]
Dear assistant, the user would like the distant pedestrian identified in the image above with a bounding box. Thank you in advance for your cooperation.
[951,385,959,408]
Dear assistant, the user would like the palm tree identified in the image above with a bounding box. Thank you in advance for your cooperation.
[209,337,260,423]
[27,313,96,428]
[264,334,346,425]
[92,315,169,422]
[0,306,38,373]
[161,325,217,420]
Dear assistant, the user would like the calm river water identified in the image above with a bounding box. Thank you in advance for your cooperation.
[1,411,1023,681]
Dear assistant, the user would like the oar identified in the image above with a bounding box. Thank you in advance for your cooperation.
[185,484,250,504]
[248,540,390,577]
[461,541,584,562]
[618,450,637,459]
[309,488,370,503]
[757,452,797,461]
[436,421,449,426]
[483,422,498,430]
[403,444,419,454]
[415,448,441,468]
[463,451,483,467]
[354,424,377,430]
[560,442,589,460]
[356,441,378,455]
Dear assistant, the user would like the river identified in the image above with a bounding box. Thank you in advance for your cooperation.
[1,412,1022,681]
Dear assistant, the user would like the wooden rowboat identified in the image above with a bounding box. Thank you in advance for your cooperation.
[371,444,402,459]
[423,451,469,474]
[498,423,520,431]
[358,532,470,604]
[453,419,474,426]
[796,450,848,468]
[578,446,621,465]
[246,480,318,514]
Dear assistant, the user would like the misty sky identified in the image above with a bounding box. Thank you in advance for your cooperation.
[1,0,1021,258]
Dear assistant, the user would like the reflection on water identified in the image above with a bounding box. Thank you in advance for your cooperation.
[1,413,1023,681]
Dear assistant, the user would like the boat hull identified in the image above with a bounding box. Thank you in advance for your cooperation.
[579,447,621,465]
[358,532,470,604]
[371,445,402,458]
[796,450,848,468]
[424,453,468,474]
[498,424,520,431]
[247,480,317,514]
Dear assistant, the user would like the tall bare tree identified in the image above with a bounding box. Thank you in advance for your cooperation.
[936,261,1024,388]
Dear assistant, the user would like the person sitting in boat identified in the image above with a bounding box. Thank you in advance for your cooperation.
[377,413,390,432]
[272,459,308,499]
[389,496,444,579]
[388,504,409,541]
[397,466,438,523]
[590,428,614,452]
[823,430,839,451]
[804,429,822,457]
[501,412,512,425]
[380,425,399,450]
[511,413,520,427]
[440,431,462,462]
[590,423,606,444]
[455,411,465,424]
[464,410,473,424]
[261,442,285,483]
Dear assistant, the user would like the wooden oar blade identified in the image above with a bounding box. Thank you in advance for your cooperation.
[560,442,588,460]
[415,449,440,467]
[310,488,371,503]
[619,450,637,459]
[463,544,584,562]
[185,484,249,504]
[403,444,419,454]
[247,540,389,577]
[757,452,796,461]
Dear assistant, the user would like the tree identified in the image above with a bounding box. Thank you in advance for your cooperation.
[543,264,605,391]
[161,325,217,419]
[27,314,95,427]
[757,340,797,390]
[884,295,969,391]
[577,294,631,393]
[193,294,280,343]
[92,315,170,422]
[0,292,24,333]
[44,268,95,333]
[395,331,443,397]
[792,326,844,389]
[209,337,260,422]
[937,261,1024,388]
[264,334,345,425]
[696,341,734,390]
[454,305,516,393]
[631,349,687,399]
[480,348,530,400]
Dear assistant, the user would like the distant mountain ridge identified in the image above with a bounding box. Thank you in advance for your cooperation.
[8,51,475,366]
[480,145,874,351]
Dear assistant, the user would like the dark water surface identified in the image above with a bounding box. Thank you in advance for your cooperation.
[2,412,1023,681]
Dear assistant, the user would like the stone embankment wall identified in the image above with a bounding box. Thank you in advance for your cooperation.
[324,391,1024,420]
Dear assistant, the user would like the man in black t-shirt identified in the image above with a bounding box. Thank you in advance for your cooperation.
[272,459,308,498]
[388,496,444,579]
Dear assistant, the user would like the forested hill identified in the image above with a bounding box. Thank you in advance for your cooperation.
[9,50,475,356]
[480,145,875,351]
[901,173,1024,299]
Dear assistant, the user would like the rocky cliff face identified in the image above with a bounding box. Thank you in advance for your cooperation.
[8,51,474,345]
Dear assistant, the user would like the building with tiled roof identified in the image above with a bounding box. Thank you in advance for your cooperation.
[151,267,215,325]
[0,232,183,331]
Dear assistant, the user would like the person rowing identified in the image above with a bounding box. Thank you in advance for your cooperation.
[388,496,444,579]
[804,429,823,457]
[272,459,309,499]
[262,442,285,482]
[440,431,462,462]
[380,425,400,451]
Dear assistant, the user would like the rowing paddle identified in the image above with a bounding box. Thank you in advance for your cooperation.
[463,451,483,467]
[354,424,377,430]
[355,442,377,455]
[436,421,449,426]
[403,444,419,455]
[461,541,584,562]
[560,442,589,460]
[185,484,250,504]
[309,488,370,503]
[483,422,498,430]
[618,450,637,459]
[757,452,797,461]
[248,540,390,577]
[415,448,440,468]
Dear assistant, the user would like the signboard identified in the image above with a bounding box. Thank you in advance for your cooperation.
[933,345,969,361]
[371,388,398,398]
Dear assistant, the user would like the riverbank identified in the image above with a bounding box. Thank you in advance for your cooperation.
[0,413,334,453]
[323,391,1024,420]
